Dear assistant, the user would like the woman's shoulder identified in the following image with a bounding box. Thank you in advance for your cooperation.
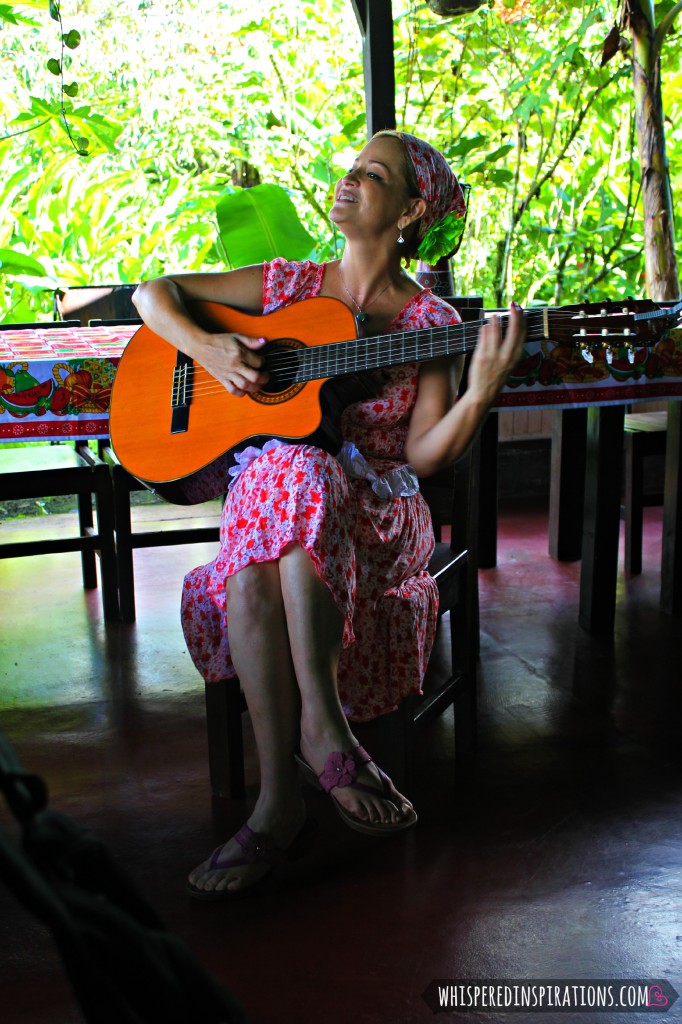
[263,258,326,311]
[391,287,462,330]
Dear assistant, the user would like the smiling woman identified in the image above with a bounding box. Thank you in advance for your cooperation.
[129,128,526,901]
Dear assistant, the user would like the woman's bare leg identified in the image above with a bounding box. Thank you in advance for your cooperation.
[188,560,307,894]
[279,544,414,827]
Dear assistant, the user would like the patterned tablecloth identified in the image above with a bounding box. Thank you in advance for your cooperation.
[0,325,135,441]
[2,322,682,442]
[495,326,682,409]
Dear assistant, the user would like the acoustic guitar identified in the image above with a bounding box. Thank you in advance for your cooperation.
[109,296,682,504]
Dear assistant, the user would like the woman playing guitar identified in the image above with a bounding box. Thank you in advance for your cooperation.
[132,131,526,899]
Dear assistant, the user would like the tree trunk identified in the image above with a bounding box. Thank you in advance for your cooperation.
[625,0,680,301]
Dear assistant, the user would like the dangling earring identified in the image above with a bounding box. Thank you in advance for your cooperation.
[397,227,405,245]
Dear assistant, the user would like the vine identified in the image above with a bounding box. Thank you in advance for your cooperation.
[47,0,88,155]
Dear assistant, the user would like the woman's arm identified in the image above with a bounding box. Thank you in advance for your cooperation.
[132,266,269,396]
[405,305,526,478]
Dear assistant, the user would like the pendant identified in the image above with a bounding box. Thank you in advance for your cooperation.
[355,311,368,325]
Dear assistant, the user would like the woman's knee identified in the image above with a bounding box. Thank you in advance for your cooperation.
[226,560,282,616]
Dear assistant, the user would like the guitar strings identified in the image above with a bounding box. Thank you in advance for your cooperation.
[170,313,660,399]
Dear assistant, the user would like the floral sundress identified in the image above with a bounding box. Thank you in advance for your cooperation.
[180,258,460,722]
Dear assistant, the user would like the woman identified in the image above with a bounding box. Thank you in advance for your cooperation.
[133,131,525,899]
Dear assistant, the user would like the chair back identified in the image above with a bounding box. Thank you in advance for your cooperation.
[420,297,483,554]
[54,285,138,325]
[2,320,80,330]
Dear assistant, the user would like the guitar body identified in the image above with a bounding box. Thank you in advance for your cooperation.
[109,297,367,501]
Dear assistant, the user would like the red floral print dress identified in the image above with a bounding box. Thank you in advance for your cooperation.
[180,259,460,722]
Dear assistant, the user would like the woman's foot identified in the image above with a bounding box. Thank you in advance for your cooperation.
[298,730,416,833]
[187,797,308,898]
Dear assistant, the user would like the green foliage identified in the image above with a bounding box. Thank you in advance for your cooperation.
[216,184,315,267]
[0,0,680,320]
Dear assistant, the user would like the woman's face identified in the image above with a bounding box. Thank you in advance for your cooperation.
[329,135,420,239]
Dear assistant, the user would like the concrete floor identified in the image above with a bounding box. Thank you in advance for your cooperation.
[1,498,681,1024]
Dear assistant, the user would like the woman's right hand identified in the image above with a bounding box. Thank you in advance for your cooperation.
[132,268,269,397]
[196,331,269,397]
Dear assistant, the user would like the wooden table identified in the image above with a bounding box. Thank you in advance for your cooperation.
[3,319,682,633]
[484,322,682,631]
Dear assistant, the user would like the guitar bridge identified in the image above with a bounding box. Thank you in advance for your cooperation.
[171,351,194,434]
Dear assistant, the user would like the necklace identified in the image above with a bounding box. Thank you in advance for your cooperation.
[338,267,393,326]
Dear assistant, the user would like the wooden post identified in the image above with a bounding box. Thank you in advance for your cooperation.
[350,0,396,136]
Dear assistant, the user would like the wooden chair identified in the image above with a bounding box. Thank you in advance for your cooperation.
[100,443,222,622]
[0,322,119,620]
[54,284,139,325]
[623,410,667,574]
[203,298,484,800]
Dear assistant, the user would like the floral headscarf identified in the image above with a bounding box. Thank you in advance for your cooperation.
[375,130,467,264]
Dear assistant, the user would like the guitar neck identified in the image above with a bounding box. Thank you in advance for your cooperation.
[285,297,682,383]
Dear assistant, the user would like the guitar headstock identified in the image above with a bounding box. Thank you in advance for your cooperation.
[542,299,682,363]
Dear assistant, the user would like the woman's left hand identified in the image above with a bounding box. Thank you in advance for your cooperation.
[467,302,526,407]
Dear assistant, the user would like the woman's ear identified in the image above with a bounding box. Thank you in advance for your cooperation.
[399,196,428,231]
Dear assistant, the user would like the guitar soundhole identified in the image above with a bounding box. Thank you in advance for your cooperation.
[250,337,306,406]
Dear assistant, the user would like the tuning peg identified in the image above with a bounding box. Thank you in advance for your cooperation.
[606,348,614,365]
[627,348,636,364]
[581,346,594,364]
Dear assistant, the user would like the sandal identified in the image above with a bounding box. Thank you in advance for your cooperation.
[294,746,417,836]
[187,818,316,902]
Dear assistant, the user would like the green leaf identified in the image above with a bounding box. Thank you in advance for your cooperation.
[63,28,80,49]
[488,169,515,185]
[468,146,514,173]
[62,110,124,153]
[63,82,79,97]
[0,5,20,25]
[48,0,59,21]
[0,249,49,278]
[46,58,61,76]
[447,134,488,159]
[340,113,366,139]
[215,184,315,269]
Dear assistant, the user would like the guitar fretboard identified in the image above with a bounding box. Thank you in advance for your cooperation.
[271,316,502,385]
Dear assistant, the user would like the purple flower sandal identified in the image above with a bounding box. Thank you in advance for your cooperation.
[294,746,417,836]
[187,818,316,902]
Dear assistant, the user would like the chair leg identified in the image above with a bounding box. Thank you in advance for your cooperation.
[74,442,98,588]
[77,489,98,589]
[92,464,120,621]
[205,678,247,800]
[111,465,137,622]
[453,673,478,757]
[623,433,644,575]
[451,563,479,757]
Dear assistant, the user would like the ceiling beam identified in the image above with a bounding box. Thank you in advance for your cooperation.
[350,0,396,137]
